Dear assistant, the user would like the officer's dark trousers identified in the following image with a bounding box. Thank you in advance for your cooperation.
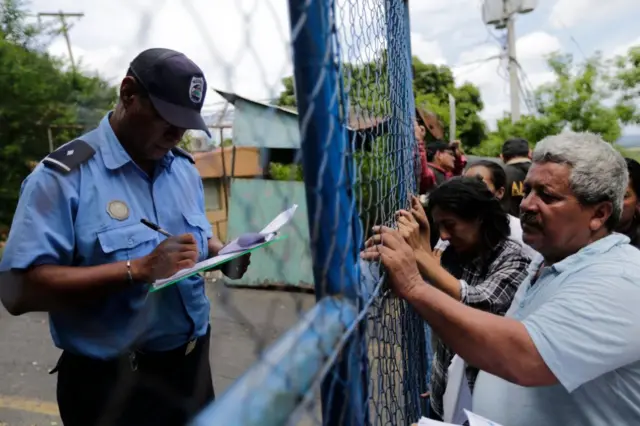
[55,327,214,426]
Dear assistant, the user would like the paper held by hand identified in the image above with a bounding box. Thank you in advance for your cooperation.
[218,204,298,255]
[150,204,298,290]
[415,409,503,426]
[259,203,298,235]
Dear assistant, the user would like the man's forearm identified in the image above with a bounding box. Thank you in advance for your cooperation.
[0,262,138,314]
[416,251,462,299]
[24,262,135,293]
[405,282,550,386]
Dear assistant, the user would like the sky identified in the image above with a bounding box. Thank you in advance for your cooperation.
[30,0,640,132]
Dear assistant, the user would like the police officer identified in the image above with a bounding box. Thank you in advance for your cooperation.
[0,48,250,426]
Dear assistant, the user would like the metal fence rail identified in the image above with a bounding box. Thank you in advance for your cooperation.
[192,0,430,425]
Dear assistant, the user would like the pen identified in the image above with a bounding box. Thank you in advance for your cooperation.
[141,218,203,279]
[140,218,173,238]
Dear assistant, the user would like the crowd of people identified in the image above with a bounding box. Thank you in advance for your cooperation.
[363,124,640,425]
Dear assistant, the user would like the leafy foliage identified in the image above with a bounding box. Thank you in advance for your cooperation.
[352,136,397,237]
[473,50,640,157]
[612,45,640,125]
[413,59,486,147]
[275,77,297,108]
[178,132,195,151]
[275,56,484,228]
[276,56,486,150]
[0,0,116,226]
[268,162,303,181]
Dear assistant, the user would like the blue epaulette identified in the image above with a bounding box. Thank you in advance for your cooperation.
[171,146,195,164]
[42,139,95,174]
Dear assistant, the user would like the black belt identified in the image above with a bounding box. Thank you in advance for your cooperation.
[128,336,200,371]
[50,333,205,375]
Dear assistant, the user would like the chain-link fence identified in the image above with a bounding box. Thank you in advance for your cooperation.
[2,0,431,425]
[191,0,430,425]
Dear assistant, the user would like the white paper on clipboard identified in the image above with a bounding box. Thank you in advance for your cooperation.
[152,204,298,288]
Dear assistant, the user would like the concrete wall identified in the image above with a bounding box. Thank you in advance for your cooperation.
[224,179,314,290]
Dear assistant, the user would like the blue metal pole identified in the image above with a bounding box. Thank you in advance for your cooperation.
[189,298,358,426]
[400,0,433,416]
[385,0,431,419]
[397,1,433,415]
[287,0,366,425]
[384,0,402,204]
[401,0,418,197]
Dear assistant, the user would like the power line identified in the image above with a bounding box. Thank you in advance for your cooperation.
[454,54,502,78]
[553,16,587,60]
[481,0,542,123]
[517,72,535,114]
[513,59,541,113]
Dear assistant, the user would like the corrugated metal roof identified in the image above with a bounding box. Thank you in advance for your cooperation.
[211,89,388,131]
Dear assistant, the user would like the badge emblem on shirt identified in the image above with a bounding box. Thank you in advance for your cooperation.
[189,76,204,104]
[107,200,130,221]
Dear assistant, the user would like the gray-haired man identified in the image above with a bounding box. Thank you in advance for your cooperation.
[364,132,640,425]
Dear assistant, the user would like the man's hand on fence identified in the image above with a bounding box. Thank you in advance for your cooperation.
[361,226,423,300]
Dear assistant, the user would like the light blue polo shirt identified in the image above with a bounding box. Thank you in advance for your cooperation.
[473,233,640,425]
[0,114,213,359]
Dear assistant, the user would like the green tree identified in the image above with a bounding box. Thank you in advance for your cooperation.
[612,45,640,124]
[473,50,640,157]
[413,60,486,147]
[275,77,297,108]
[276,56,486,230]
[177,132,195,151]
[0,0,116,227]
[268,162,303,181]
[276,57,487,148]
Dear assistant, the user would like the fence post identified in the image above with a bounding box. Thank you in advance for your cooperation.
[287,1,367,426]
[385,0,430,419]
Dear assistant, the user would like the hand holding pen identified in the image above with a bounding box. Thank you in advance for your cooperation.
[133,219,198,282]
[141,218,172,238]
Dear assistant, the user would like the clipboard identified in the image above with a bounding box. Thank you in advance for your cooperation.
[150,235,287,292]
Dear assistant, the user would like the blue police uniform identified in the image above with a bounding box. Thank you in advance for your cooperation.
[0,113,213,359]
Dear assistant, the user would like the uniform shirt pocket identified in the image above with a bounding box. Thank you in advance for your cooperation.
[182,213,212,261]
[97,223,159,262]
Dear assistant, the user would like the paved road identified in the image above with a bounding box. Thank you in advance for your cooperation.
[0,280,315,426]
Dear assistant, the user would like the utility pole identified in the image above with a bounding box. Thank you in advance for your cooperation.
[506,13,520,123]
[37,11,84,73]
[482,0,537,123]
[448,93,456,142]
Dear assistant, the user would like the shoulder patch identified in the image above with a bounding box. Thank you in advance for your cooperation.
[43,139,95,174]
[171,146,195,164]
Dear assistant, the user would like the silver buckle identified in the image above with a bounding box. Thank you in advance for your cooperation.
[129,352,138,371]
[185,339,197,356]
